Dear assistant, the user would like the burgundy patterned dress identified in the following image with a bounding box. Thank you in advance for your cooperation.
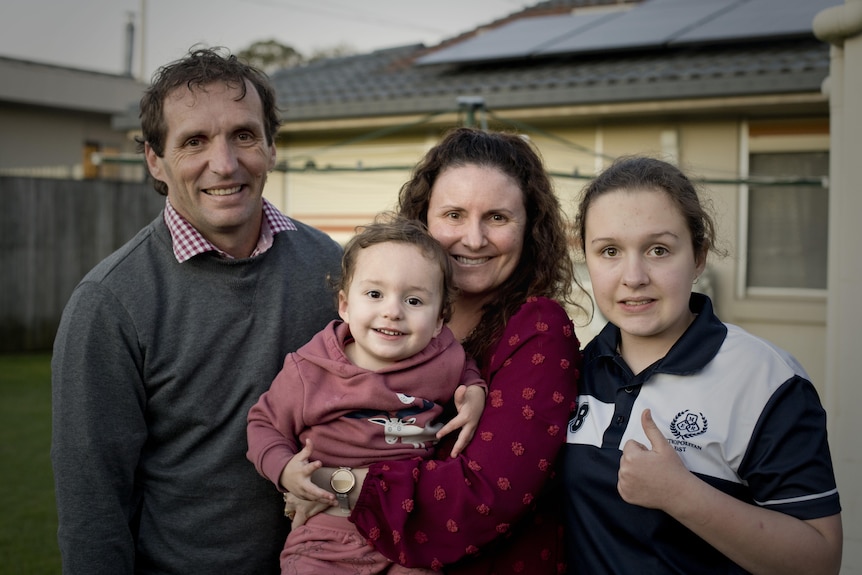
[350,297,582,574]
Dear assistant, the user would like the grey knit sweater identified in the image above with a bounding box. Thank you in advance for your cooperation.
[51,214,342,575]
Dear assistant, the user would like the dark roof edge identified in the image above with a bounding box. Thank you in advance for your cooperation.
[280,71,827,122]
[0,54,137,79]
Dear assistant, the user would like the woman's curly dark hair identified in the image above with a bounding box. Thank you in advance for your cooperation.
[398,127,587,363]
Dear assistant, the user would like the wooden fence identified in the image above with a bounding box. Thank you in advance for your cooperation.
[0,177,163,351]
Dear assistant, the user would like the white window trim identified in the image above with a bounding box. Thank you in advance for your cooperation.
[736,120,829,300]
[737,120,750,300]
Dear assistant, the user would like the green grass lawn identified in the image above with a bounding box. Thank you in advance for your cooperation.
[0,353,61,574]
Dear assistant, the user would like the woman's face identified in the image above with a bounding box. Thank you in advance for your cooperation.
[426,164,526,300]
[583,187,705,354]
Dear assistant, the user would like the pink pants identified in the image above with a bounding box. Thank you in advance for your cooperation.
[281,512,436,575]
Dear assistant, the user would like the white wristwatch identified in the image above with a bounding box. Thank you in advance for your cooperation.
[330,467,356,513]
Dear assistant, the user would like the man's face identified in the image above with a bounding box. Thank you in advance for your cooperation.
[145,80,276,255]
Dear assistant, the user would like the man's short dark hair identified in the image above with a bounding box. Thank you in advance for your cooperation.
[137,46,281,195]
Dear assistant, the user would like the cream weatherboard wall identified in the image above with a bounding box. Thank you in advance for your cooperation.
[262,115,830,399]
[264,133,439,244]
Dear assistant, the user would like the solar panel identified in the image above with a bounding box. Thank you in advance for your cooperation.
[538,0,736,55]
[415,0,840,66]
[416,11,621,65]
[671,0,843,44]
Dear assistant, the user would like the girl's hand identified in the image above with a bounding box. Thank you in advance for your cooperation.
[618,409,693,512]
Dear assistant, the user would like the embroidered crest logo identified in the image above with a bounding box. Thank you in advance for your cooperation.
[670,410,708,440]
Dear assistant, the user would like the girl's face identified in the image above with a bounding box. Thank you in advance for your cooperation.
[584,187,705,359]
[426,164,526,301]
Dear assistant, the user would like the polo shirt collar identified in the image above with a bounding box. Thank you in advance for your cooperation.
[592,293,728,376]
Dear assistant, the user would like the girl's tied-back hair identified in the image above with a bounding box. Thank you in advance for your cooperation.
[574,155,725,266]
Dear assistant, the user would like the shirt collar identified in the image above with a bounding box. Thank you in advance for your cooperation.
[591,293,727,376]
[163,197,296,263]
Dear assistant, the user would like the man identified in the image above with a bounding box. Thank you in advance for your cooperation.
[51,47,342,574]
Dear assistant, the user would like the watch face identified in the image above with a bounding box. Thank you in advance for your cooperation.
[331,469,355,494]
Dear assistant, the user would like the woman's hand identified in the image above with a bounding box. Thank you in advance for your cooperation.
[436,384,486,457]
[283,491,335,528]
[279,439,338,504]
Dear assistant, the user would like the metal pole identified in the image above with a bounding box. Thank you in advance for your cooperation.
[457,96,486,128]
[139,0,147,81]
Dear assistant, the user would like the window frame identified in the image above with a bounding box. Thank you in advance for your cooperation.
[737,119,830,300]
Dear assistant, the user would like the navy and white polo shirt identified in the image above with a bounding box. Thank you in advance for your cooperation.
[563,293,840,574]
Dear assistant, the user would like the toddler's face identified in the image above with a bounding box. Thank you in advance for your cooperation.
[338,242,444,371]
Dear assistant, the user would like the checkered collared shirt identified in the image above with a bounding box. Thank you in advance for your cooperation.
[163,197,296,263]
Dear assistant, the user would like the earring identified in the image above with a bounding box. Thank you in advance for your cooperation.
[693,276,700,285]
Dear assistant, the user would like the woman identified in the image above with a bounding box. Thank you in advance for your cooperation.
[564,156,842,574]
[288,127,586,574]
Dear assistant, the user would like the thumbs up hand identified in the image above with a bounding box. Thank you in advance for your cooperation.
[617,409,692,511]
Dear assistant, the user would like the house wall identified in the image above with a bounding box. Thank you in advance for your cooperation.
[0,102,137,179]
[266,114,830,396]
[266,132,441,243]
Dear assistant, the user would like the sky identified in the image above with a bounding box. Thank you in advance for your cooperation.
[0,0,529,81]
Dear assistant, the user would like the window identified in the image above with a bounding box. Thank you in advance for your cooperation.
[747,152,828,290]
[740,121,829,297]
